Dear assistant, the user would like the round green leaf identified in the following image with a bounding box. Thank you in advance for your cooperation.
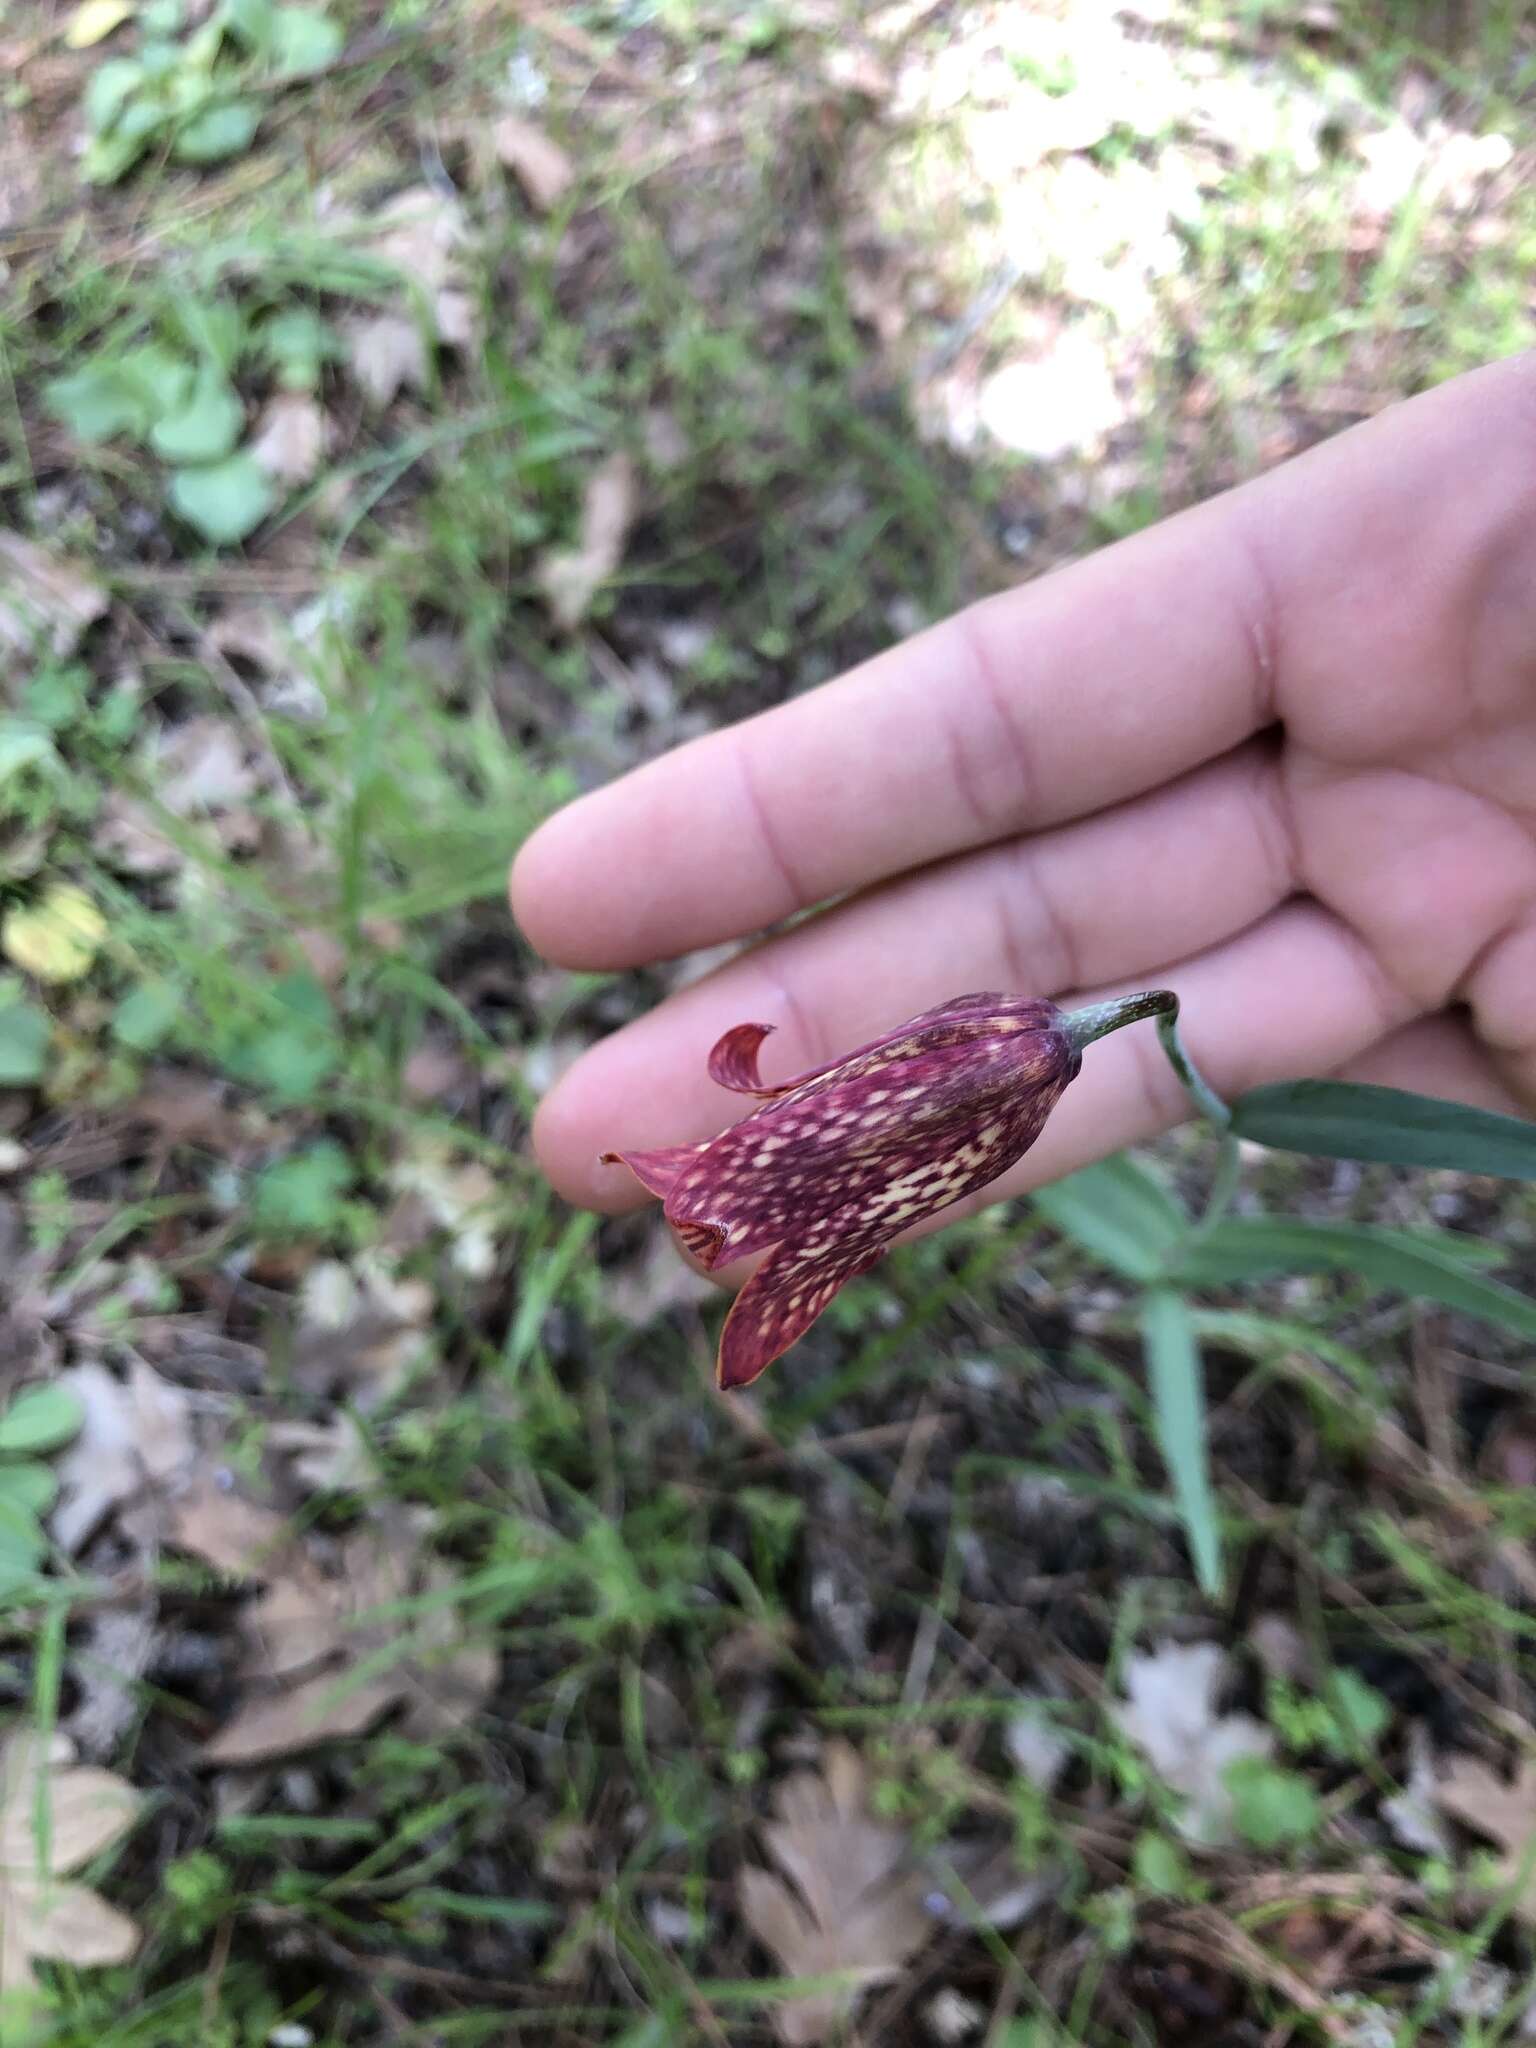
[83,55,146,134]
[121,345,197,422]
[149,368,244,463]
[0,1463,59,1516]
[113,979,183,1051]
[223,0,276,46]
[267,5,342,75]
[0,1384,84,1456]
[45,362,148,441]
[168,453,275,544]
[1224,1758,1319,1850]
[0,1002,50,1085]
[173,97,261,163]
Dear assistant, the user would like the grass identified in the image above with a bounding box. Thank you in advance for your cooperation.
[4,0,1536,2040]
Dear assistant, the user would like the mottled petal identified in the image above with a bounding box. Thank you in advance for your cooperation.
[599,1142,708,1200]
[707,1023,784,1094]
[717,1219,887,1389]
[665,1036,1073,1264]
[603,991,1086,1386]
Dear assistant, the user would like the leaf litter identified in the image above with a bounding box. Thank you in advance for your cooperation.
[194,1508,496,1765]
[0,1726,140,2006]
[738,1741,935,2046]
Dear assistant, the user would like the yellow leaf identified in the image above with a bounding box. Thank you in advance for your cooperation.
[64,0,136,47]
[1,885,107,984]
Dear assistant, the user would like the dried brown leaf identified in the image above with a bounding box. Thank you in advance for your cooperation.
[169,1479,293,1578]
[49,1360,193,1553]
[494,114,574,211]
[739,1741,932,2045]
[91,792,180,876]
[1111,1641,1273,1848]
[0,1728,140,1998]
[1436,1755,1536,1918]
[201,1515,495,1763]
[370,183,467,291]
[12,1881,141,1966]
[536,452,637,630]
[153,716,258,816]
[251,391,327,487]
[346,312,430,408]
[0,533,107,662]
[201,1670,400,1765]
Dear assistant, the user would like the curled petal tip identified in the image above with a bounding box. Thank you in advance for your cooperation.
[707,1021,780,1094]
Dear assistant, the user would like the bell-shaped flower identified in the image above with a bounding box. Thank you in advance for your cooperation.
[604,992,1095,1388]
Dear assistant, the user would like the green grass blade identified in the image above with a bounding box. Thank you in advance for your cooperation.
[1139,1288,1222,1597]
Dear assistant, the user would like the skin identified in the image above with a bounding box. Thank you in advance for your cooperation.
[512,352,1536,1241]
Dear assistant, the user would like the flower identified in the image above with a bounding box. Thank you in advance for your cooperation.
[603,992,1085,1390]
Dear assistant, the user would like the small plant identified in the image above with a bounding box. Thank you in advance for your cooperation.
[46,300,277,543]
[614,988,1536,1599]
[80,0,342,184]
[0,1383,85,1597]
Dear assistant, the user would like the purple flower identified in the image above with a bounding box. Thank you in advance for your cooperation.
[604,993,1081,1388]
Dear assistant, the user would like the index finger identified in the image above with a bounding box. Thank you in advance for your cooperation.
[509,358,1525,970]
[511,485,1269,966]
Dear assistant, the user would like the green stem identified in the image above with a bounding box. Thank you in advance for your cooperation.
[1062,989,1238,1228]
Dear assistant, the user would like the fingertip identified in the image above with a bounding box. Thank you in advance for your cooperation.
[529,1072,641,1212]
[509,808,584,964]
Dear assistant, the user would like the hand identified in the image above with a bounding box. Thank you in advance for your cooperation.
[512,353,1536,1223]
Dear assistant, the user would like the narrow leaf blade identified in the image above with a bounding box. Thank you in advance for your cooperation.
[1034,1153,1188,1282]
[1232,1080,1536,1180]
[1139,1289,1222,1597]
[1171,1218,1536,1342]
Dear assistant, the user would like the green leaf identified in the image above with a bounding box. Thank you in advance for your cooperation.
[84,123,163,182]
[113,980,182,1051]
[0,1496,46,1576]
[1169,1217,1536,1343]
[1329,1669,1390,1757]
[1131,1831,1190,1896]
[168,453,274,544]
[259,306,337,388]
[1223,1757,1319,1849]
[0,1384,84,1456]
[173,97,261,163]
[1034,1152,1188,1281]
[1139,1289,1221,1597]
[45,362,149,441]
[122,344,198,420]
[0,726,59,783]
[250,1140,354,1237]
[1232,1079,1536,1181]
[83,55,146,133]
[172,299,245,372]
[268,5,341,74]
[0,1002,50,1085]
[149,367,244,463]
[0,1463,59,1516]
[217,974,340,1100]
[221,0,275,45]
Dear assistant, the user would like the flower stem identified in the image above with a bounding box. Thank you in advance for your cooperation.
[1063,990,1238,1229]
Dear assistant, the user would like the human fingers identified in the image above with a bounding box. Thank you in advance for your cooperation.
[533,740,1296,1207]
[512,356,1535,973]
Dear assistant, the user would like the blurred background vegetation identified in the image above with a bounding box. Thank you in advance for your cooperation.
[1,1,1535,2042]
